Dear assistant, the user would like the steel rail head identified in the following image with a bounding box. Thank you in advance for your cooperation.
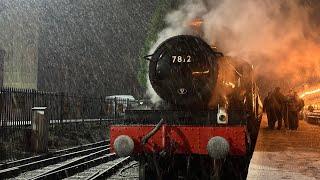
[0,140,110,170]
[0,144,110,179]
[86,156,131,180]
[31,153,117,180]
[30,148,111,179]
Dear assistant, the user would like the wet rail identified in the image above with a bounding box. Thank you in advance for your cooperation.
[0,140,109,170]
[0,140,132,179]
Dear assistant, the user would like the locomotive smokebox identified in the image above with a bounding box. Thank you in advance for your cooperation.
[113,135,134,157]
[148,35,222,109]
[207,136,230,159]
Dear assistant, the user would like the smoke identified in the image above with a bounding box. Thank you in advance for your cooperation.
[202,0,320,93]
[147,0,320,101]
[146,1,207,103]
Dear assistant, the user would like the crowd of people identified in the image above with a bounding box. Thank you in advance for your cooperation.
[263,87,305,130]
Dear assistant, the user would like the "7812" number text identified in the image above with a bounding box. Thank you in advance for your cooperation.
[172,55,191,63]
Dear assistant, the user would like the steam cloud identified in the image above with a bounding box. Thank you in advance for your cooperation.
[147,0,320,102]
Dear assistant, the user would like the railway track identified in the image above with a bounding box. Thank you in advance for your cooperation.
[0,140,136,179]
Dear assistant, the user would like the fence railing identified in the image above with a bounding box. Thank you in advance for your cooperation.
[0,87,140,161]
[0,87,137,128]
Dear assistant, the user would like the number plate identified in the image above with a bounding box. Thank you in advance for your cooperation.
[172,55,191,63]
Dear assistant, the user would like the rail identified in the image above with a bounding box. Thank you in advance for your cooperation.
[0,140,109,170]
[0,141,110,179]
[0,140,134,179]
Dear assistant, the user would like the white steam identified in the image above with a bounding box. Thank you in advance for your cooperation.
[146,1,206,103]
[146,0,320,101]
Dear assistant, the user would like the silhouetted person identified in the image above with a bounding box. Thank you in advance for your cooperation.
[307,105,314,112]
[263,92,272,128]
[283,91,290,129]
[270,87,286,129]
[287,92,304,130]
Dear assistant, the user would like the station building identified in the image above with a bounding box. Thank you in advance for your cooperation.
[0,2,40,89]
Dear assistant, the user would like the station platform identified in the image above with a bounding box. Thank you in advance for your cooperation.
[247,115,320,180]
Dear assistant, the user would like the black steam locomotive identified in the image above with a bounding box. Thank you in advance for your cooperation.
[110,35,262,179]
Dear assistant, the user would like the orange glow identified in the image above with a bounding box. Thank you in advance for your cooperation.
[210,45,217,49]
[189,18,203,27]
[299,88,320,98]
[223,81,236,88]
[192,70,209,75]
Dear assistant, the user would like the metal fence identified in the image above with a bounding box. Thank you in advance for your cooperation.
[0,87,137,161]
[0,87,137,128]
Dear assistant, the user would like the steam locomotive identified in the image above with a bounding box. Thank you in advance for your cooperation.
[110,35,262,179]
